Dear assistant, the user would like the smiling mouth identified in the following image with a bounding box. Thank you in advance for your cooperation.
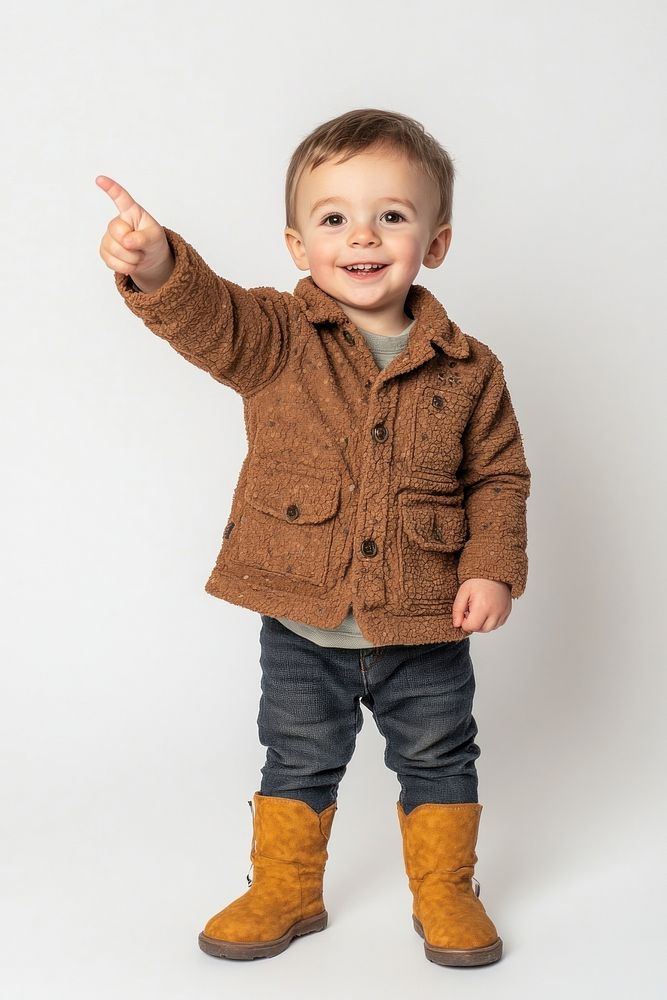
[340,264,389,278]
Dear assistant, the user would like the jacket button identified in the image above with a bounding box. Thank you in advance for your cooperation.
[344,331,355,344]
[360,538,377,557]
[432,394,444,409]
[372,423,388,442]
[286,504,299,520]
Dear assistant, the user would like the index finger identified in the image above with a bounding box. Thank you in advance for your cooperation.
[95,175,138,214]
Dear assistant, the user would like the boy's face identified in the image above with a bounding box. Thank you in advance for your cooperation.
[284,146,452,326]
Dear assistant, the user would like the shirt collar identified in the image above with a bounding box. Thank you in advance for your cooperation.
[293,275,470,361]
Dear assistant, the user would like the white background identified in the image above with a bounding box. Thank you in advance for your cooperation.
[1,1,665,997]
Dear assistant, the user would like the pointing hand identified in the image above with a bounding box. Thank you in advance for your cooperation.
[96,175,175,293]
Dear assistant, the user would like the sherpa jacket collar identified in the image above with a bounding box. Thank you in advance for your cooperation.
[292,276,471,378]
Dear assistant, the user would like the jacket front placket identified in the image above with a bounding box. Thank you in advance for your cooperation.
[295,277,471,617]
[345,328,443,612]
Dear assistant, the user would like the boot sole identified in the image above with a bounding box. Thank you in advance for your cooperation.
[413,915,503,967]
[198,909,328,960]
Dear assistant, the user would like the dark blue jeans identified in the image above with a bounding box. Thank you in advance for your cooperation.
[257,615,480,815]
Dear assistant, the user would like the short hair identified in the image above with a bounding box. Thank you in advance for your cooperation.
[285,108,457,231]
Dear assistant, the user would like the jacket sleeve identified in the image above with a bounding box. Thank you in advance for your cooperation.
[113,227,290,397]
[456,356,531,597]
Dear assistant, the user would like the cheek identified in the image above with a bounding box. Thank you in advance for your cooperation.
[389,234,423,267]
[306,236,339,269]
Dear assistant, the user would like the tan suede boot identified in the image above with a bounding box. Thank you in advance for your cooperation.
[198,792,337,960]
[397,801,503,967]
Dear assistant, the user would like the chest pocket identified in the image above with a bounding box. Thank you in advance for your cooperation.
[398,492,468,604]
[237,463,341,587]
[411,383,476,477]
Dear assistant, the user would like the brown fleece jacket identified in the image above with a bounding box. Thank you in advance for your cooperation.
[114,227,531,646]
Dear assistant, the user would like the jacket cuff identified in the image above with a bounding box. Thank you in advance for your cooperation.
[457,541,528,598]
[113,227,206,324]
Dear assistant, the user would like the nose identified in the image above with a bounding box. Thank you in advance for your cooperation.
[348,220,380,247]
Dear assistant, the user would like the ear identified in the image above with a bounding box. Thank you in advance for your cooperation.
[284,227,310,271]
[423,224,453,270]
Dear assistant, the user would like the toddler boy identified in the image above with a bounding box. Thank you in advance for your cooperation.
[97,107,530,968]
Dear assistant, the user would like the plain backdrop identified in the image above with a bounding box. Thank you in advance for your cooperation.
[1,1,665,997]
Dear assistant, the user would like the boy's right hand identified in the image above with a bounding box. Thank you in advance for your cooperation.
[96,175,175,293]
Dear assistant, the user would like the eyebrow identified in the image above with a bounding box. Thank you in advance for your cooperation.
[309,196,417,217]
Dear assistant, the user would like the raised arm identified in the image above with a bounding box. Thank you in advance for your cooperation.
[97,175,290,397]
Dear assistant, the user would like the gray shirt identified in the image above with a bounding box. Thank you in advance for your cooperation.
[275,317,416,648]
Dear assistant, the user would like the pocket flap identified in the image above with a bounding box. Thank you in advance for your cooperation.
[246,464,341,524]
[400,494,467,551]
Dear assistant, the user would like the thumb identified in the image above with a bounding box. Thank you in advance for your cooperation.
[122,231,143,250]
[108,216,135,248]
[452,587,469,627]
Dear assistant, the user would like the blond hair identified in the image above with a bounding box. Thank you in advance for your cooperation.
[285,108,456,231]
